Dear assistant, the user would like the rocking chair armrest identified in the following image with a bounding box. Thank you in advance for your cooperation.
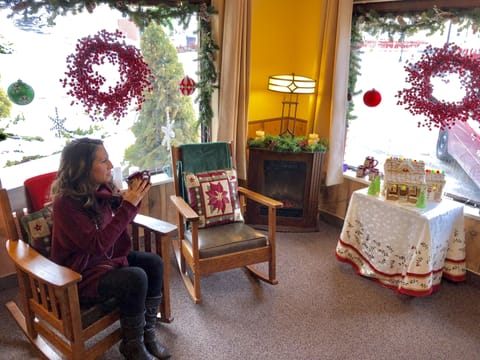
[133,214,176,235]
[170,195,199,222]
[238,186,283,209]
[6,239,82,288]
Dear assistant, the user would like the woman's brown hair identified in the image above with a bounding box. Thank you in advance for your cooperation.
[50,137,106,223]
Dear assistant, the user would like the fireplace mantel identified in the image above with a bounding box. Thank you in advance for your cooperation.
[246,148,325,232]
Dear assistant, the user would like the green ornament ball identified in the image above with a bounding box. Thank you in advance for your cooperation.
[7,79,35,105]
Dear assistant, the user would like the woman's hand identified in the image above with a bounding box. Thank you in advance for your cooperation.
[122,179,151,207]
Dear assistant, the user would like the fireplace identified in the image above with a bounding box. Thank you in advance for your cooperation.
[246,148,324,232]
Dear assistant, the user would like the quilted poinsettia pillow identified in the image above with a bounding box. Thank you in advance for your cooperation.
[20,206,53,258]
[183,168,244,228]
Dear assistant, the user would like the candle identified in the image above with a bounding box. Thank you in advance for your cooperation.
[255,130,265,141]
[307,133,319,146]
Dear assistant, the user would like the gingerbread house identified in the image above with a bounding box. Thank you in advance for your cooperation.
[425,169,446,202]
[383,157,445,203]
[383,157,425,203]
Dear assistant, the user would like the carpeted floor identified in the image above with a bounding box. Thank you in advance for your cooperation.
[2,221,480,360]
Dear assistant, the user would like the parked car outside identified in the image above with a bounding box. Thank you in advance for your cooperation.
[436,119,480,191]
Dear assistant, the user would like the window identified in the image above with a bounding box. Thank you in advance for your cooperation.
[0,4,200,189]
[345,4,480,208]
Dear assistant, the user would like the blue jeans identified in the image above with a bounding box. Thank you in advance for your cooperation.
[97,251,164,316]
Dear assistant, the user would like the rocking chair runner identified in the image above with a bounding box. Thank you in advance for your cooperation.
[170,142,282,304]
[1,171,176,360]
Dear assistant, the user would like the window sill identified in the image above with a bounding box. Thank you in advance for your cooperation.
[343,172,480,221]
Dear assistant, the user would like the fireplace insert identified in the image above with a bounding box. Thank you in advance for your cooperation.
[246,148,324,232]
[262,160,306,217]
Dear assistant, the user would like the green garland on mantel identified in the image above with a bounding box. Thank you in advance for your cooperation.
[248,135,329,153]
[2,0,218,140]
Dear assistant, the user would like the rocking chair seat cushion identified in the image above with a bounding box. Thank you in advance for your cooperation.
[185,222,267,258]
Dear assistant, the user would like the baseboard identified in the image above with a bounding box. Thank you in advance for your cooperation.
[318,210,344,228]
[0,274,18,291]
[466,271,480,284]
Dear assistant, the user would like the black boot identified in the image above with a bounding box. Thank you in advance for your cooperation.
[119,313,155,360]
[144,296,171,359]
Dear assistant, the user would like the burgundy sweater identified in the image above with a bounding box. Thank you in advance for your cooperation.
[50,185,138,298]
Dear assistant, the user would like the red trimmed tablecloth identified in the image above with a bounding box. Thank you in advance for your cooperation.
[336,188,466,296]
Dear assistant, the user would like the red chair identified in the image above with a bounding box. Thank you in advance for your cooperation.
[23,171,57,212]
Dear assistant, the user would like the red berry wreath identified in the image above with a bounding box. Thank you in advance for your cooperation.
[396,43,480,130]
[60,30,153,124]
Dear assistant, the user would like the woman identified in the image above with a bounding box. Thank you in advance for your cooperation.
[50,137,170,360]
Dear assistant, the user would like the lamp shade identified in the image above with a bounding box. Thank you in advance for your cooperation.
[268,74,316,94]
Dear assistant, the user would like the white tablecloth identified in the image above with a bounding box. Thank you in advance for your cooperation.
[336,188,466,296]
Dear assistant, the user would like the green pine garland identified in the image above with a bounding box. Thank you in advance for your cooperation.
[7,1,204,29]
[196,2,218,142]
[354,6,480,40]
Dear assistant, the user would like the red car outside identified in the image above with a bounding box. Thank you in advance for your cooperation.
[436,119,480,190]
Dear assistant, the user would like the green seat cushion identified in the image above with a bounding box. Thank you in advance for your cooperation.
[185,222,267,258]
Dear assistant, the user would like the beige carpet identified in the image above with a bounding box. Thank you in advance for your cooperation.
[2,221,480,360]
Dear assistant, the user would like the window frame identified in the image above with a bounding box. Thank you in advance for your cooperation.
[346,0,480,211]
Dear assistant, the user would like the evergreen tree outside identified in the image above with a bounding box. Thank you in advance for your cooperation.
[0,74,11,118]
[0,74,12,141]
[124,21,198,171]
[0,88,11,119]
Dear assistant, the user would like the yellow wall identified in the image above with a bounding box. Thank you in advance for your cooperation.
[249,0,324,131]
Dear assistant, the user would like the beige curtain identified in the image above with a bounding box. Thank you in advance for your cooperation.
[211,0,251,180]
[312,0,353,186]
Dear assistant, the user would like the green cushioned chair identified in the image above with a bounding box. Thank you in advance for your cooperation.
[170,142,282,304]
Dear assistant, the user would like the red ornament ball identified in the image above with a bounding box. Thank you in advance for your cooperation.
[363,88,382,107]
[179,75,196,96]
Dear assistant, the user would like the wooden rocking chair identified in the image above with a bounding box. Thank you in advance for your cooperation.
[1,171,176,360]
[170,142,282,304]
